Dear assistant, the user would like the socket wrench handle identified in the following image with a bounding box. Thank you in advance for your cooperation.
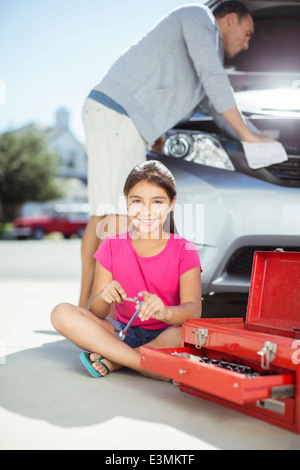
[119,302,143,341]
[124,297,139,304]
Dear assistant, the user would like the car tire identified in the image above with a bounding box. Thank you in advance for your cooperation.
[32,228,45,240]
[77,227,86,238]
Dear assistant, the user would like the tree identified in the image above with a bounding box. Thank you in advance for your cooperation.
[0,130,64,222]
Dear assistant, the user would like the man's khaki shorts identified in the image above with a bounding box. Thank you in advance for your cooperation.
[82,97,147,216]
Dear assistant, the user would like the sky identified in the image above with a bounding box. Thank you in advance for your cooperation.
[1,0,205,144]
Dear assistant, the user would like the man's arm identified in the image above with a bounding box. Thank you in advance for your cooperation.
[221,107,274,143]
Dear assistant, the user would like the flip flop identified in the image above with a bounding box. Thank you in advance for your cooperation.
[79,352,110,378]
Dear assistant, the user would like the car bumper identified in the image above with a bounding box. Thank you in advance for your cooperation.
[148,153,300,295]
[13,227,33,238]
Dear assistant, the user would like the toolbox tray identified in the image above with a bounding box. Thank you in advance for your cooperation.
[140,345,294,406]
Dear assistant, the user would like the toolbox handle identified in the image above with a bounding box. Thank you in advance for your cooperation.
[257,341,277,370]
[192,328,208,349]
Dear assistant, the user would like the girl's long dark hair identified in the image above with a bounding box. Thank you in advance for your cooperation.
[123,160,177,233]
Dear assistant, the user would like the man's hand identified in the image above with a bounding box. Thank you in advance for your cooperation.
[240,130,275,144]
[222,107,276,143]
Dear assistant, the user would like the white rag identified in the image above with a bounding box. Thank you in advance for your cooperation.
[242,141,288,170]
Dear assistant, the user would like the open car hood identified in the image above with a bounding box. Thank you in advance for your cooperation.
[206,0,300,91]
[235,87,300,117]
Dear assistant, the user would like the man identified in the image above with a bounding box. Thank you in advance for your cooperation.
[79,1,273,308]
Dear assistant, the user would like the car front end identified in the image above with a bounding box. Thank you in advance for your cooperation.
[147,0,300,296]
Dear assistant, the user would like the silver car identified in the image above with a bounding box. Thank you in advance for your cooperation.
[147,0,300,298]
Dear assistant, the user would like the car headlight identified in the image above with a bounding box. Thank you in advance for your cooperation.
[162,132,234,171]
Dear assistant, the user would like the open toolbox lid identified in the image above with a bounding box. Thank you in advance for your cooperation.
[246,251,300,333]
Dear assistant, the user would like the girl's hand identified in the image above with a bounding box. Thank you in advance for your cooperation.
[137,291,167,322]
[100,281,127,305]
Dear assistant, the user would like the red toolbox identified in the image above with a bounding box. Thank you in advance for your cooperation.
[141,251,300,433]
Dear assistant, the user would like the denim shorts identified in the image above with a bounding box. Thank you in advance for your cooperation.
[106,317,170,348]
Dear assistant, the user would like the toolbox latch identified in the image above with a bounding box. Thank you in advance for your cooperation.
[257,341,277,370]
[192,328,208,349]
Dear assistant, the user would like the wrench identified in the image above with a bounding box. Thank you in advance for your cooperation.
[119,297,143,341]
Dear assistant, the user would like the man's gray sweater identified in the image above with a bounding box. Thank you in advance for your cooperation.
[93,4,237,144]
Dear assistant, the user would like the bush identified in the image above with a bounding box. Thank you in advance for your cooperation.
[0,130,64,222]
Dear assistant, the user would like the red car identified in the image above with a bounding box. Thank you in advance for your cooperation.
[13,204,89,240]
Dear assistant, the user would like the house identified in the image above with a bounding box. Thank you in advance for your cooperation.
[11,108,89,217]
[15,108,88,184]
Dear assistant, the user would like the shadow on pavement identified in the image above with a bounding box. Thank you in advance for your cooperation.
[1,331,296,449]
[1,334,202,429]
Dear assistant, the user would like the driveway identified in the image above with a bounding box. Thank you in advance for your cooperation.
[0,240,299,450]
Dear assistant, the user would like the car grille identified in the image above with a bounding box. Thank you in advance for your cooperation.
[226,246,300,278]
[267,153,300,185]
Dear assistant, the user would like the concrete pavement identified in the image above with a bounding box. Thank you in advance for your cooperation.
[0,239,299,450]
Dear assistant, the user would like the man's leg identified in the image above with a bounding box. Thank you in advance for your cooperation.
[80,98,146,308]
[79,215,103,308]
[79,214,130,309]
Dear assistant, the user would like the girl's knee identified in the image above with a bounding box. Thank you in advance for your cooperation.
[50,302,73,330]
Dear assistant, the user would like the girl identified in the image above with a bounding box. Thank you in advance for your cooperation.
[51,161,202,381]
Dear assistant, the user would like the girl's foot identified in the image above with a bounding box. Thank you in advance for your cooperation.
[89,353,121,376]
[89,353,179,384]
